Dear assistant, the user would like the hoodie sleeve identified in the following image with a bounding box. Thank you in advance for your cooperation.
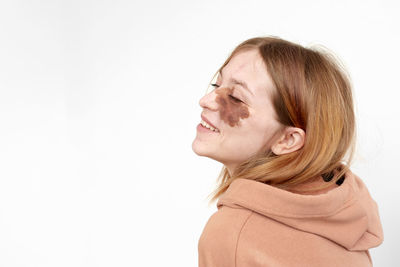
[198,206,253,267]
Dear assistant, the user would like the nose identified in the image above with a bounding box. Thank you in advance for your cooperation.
[199,89,219,111]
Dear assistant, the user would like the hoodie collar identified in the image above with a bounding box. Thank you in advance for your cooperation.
[217,170,384,250]
[218,171,355,218]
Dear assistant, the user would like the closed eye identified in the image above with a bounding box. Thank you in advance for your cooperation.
[210,83,243,103]
[228,95,242,103]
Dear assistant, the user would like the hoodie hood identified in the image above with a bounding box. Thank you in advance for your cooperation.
[216,170,384,251]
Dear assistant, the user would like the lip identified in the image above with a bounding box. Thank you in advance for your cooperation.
[197,123,219,133]
[201,114,219,130]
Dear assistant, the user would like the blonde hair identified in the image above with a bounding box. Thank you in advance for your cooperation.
[207,36,356,204]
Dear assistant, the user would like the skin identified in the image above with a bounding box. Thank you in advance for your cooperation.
[192,49,305,176]
[215,86,250,127]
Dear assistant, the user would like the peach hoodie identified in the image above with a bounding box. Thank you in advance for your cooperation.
[198,170,384,267]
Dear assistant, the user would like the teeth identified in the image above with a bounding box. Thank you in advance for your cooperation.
[201,120,219,132]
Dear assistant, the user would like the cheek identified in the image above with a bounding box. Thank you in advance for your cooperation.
[215,92,250,127]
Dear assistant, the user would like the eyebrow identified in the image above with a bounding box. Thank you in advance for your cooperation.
[219,70,254,96]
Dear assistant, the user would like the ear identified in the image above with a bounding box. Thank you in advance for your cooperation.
[271,127,305,155]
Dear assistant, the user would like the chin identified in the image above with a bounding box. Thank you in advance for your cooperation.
[192,140,218,160]
[192,140,207,156]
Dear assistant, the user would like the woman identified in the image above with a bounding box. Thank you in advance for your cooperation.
[192,36,384,267]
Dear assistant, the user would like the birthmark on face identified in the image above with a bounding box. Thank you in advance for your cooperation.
[215,87,250,127]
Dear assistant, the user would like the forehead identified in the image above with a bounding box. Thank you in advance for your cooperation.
[220,49,274,97]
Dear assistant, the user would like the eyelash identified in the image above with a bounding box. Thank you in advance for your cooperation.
[210,83,243,103]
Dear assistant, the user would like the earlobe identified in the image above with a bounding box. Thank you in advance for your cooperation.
[271,127,305,155]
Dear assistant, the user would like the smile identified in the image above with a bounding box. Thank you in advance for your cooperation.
[200,120,220,132]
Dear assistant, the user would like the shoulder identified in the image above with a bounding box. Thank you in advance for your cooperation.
[198,206,253,267]
[234,211,373,267]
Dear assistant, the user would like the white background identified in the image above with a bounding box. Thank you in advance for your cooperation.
[0,0,399,266]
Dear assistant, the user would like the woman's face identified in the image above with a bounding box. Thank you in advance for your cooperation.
[192,49,284,174]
